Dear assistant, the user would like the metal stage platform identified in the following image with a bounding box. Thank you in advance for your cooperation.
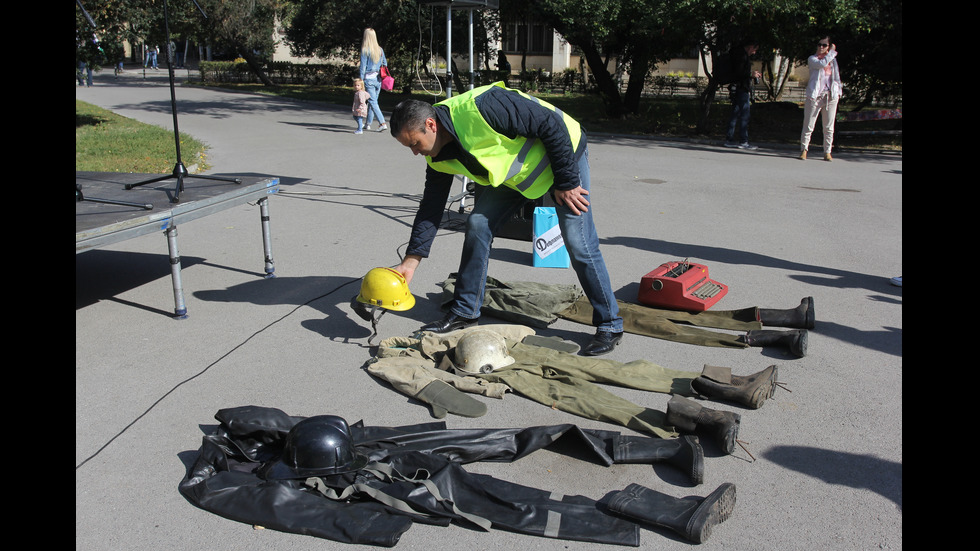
[75,172,280,318]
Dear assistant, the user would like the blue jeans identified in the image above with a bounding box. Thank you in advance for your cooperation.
[450,147,623,333]
[726,88,751,143]
[364,78,385,127]
[77,62,93,86]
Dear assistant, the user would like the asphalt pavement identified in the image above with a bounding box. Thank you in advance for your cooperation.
[76,66,902,551]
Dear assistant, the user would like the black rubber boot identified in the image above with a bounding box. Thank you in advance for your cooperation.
[758,296,815,329]
[740,329,808,357]
[666,395,741,454]
[691,364,778,409]
[612,434,704,485]
[607,482,736,543]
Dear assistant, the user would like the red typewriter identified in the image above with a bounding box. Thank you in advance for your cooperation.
[637,259,728,312]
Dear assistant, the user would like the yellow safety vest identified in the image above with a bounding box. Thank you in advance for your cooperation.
[427,82,581,200]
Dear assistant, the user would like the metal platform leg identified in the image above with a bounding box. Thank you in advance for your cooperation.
[448,176,475,213]
[164,224,188,319]
[458,177,471,212]
[258,196,276,278]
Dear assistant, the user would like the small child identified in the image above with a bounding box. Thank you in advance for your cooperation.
[352,78,370,134]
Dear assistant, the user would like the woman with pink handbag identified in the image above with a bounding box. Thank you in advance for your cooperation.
[359,28,389,132]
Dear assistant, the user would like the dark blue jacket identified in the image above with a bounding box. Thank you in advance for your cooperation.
[406,86,588,258]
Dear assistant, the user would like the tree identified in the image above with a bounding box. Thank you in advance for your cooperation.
[283,0,500,94]
[525,0,899,126]
[193,0,282,85]
[676,0,816,132]
[689,0,900,123]
[796,0,902,108]
[523,0,702,119]
[75,0,147,70]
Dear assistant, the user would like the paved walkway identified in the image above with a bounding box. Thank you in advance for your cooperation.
[76,67,902,551]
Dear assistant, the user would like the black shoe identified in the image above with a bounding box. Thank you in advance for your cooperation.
[582,330,623,356]
[420,312,479,333]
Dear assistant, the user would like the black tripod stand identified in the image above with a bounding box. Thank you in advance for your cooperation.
[77,183,153,210]
[123,0,240,202]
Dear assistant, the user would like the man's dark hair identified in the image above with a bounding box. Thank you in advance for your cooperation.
[390,100,435,136]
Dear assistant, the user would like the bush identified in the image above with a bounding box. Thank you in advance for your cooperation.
[198,60,357,86]
[199,61,252,83]
[652,74,682,96]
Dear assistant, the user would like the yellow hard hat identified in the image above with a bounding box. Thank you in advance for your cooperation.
[355,267,415,311]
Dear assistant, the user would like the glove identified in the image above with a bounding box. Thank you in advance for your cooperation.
[414,380,487,419]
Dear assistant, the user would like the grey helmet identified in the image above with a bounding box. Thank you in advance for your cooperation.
[261,415,368,479]
[453,329,516,374]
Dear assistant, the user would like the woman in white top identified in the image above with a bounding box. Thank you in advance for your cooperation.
[359,28,388,132]
[799,36,843,161]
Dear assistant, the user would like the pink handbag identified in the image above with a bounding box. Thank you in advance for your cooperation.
[380,66,394,91]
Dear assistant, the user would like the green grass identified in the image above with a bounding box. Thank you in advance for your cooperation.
[76,100,210,173]
[189,81,901,152]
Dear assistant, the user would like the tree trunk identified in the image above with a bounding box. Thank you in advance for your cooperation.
[762,57,792,101]
[622,52,652,115]
[450,57,467,93]
[578,42,625,118]
[697,50,722,133]
[697,83,719,134]
[237,46,276,87]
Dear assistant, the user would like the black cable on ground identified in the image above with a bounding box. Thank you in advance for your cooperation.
[75,277,360,471]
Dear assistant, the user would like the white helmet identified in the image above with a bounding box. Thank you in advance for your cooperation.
[453,329,516,374]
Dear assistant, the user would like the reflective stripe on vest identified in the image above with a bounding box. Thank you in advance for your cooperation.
[427,82,581,200]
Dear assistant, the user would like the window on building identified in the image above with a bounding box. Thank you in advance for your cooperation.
[502,18,553,54]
